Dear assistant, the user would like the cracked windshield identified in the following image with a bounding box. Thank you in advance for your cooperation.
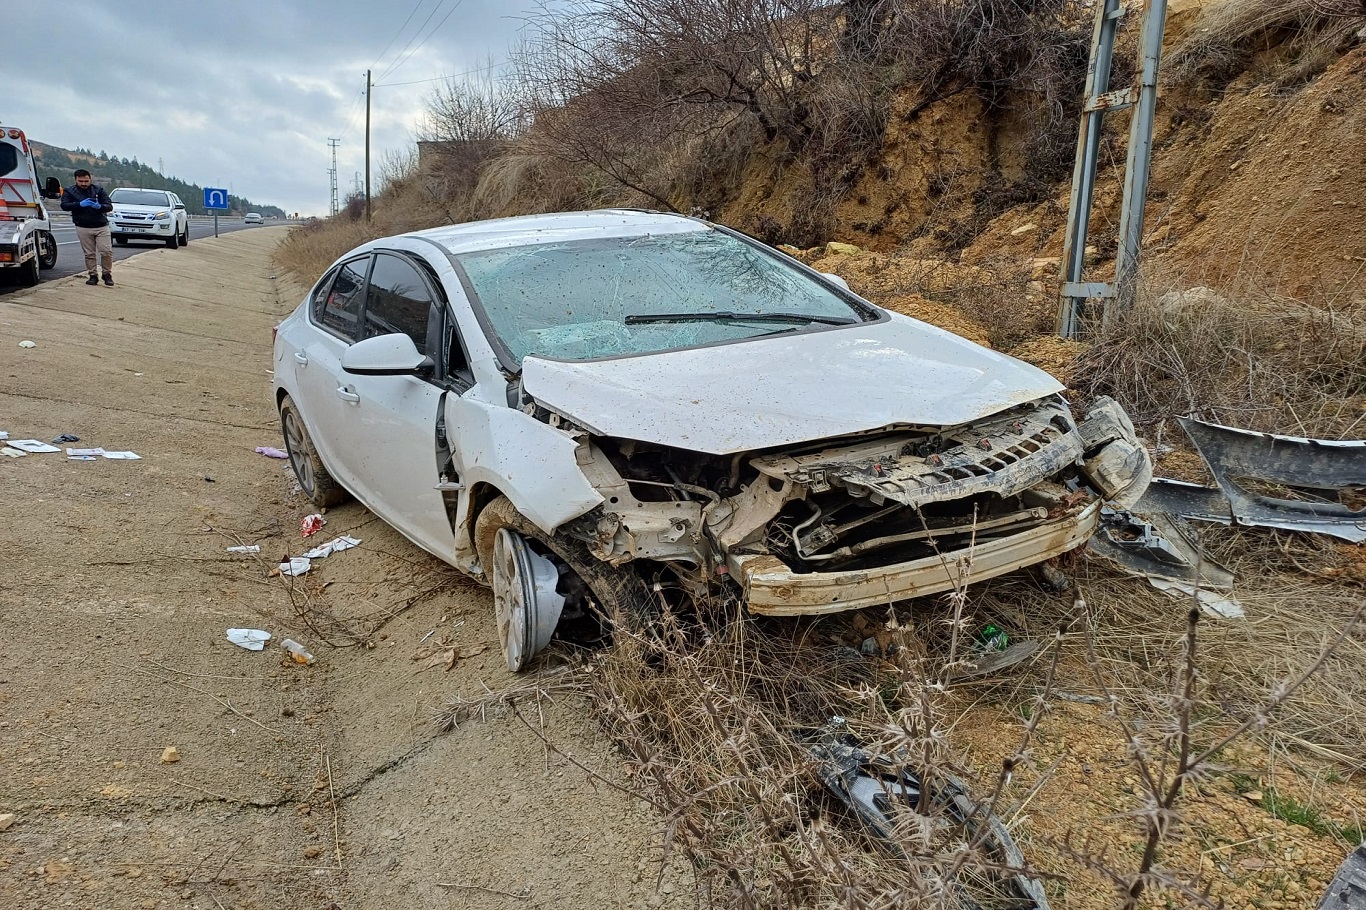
[455,228,870,363]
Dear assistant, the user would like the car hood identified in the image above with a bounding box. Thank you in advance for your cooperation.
[111,204,172,215]
[521,315,1066,455]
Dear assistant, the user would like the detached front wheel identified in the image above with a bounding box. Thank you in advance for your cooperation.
[279,394,349,508]
[474,496,655,672]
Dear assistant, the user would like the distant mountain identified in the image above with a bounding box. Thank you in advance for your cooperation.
[32,141,285,217]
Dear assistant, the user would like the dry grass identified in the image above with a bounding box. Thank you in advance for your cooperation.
[1168,0,1366,88]
[1070,282,1366,438]
[578,597,1058,909]
[535,532,1366,907]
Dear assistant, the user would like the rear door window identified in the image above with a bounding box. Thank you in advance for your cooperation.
[314,256,370,341]
[0,144,18,177]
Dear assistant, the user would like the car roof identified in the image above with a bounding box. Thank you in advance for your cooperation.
[399,209,709,256]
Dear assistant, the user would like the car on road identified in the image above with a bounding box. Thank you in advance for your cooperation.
[272,210,1152,671]
[109,188,190,248]
[244,212,263,225]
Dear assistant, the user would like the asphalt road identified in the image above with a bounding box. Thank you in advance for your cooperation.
[0,216,278,294]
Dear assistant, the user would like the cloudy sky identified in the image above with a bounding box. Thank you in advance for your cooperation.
[8,1,543,216]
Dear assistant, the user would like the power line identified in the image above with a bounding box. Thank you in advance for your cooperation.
[377,0,466,84]
[376,0,450,83]
[336,82,368,143]
[368,0,429,73]
[374,59,509,88]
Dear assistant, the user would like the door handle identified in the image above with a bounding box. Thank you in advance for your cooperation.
[335,385,360,403]
[293,352,308,365]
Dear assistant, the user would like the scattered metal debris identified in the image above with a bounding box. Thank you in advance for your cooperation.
[805,724,1050,909]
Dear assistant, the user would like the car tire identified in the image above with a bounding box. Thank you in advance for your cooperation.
[474,495,656,671]
[114,236,128,246]
[165,231,179,249]
[279,394,349,509]
[36,232,57,269]
[20,244,40,287]
[179,223,189,246]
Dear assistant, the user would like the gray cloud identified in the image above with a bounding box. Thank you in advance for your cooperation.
[9,0,538,215]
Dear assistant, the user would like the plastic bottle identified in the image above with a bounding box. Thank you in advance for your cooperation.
[974,624,1009,653]
[281,638,316,665]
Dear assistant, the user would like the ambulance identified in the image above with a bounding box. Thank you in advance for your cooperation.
[0,124,59,285]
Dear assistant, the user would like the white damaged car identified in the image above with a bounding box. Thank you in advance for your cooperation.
[273,210,1151,670]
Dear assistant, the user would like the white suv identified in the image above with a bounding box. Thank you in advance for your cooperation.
[109,188,190,248]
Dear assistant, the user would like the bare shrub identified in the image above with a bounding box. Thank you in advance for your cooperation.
[1168,0,1366,89]
[415,73,525,221]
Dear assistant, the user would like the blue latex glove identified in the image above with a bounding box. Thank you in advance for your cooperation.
[79,197,100,208]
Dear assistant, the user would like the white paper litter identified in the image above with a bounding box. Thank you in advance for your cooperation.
[226,545,262,554]
[1,447,27,458]
[226,628,272,651]
[1149,578,1246,619]
[279,557,311,576]
[0,431,8,440]
[67,447,106,457]
[101,451,142,460]
[9,439,61,453]
[302,535,361,559]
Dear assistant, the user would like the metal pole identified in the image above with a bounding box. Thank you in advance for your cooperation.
[364,68,372,221]
[214,212,218,238]
[1057,0,1123,339]
[1114,0,1170,319]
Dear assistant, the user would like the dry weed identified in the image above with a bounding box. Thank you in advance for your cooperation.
[1168,0,1366,88]
[1072,282,1366,438]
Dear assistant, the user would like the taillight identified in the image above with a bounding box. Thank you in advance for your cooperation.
[272,325,279,342]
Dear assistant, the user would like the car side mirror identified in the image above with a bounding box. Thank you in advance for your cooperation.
[821,272,851,292]
[42,177,61,199]
[174,203,185,210]
[341,332,433,376]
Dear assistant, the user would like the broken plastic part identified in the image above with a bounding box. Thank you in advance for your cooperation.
[1317,844,1366,908]
[1178,417,1366,543]
[804,724,1049,908]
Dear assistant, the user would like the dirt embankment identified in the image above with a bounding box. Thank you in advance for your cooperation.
[0,233,688,910]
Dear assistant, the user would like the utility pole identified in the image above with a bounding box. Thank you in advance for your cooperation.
[327,138,340,217]
[364,68,372,221]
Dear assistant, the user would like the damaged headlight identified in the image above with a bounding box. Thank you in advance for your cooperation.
[1077,397,1153,509]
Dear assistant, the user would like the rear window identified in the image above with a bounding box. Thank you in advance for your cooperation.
[110,189,172,206]
[0,144,18,177]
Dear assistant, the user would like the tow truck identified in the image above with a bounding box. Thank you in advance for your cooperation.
[0,124,59,286]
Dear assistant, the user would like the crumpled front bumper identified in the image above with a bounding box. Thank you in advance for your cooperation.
[731,500,1101,616]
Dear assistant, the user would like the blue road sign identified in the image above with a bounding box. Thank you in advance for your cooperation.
[203,187,229,210]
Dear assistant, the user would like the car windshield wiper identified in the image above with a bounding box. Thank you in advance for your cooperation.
[624,311,857,326]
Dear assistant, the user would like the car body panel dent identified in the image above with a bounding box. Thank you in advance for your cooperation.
[521,314,1065,455]
[444,393,603,537]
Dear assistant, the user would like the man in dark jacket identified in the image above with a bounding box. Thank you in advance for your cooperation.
[60,169,115,286]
